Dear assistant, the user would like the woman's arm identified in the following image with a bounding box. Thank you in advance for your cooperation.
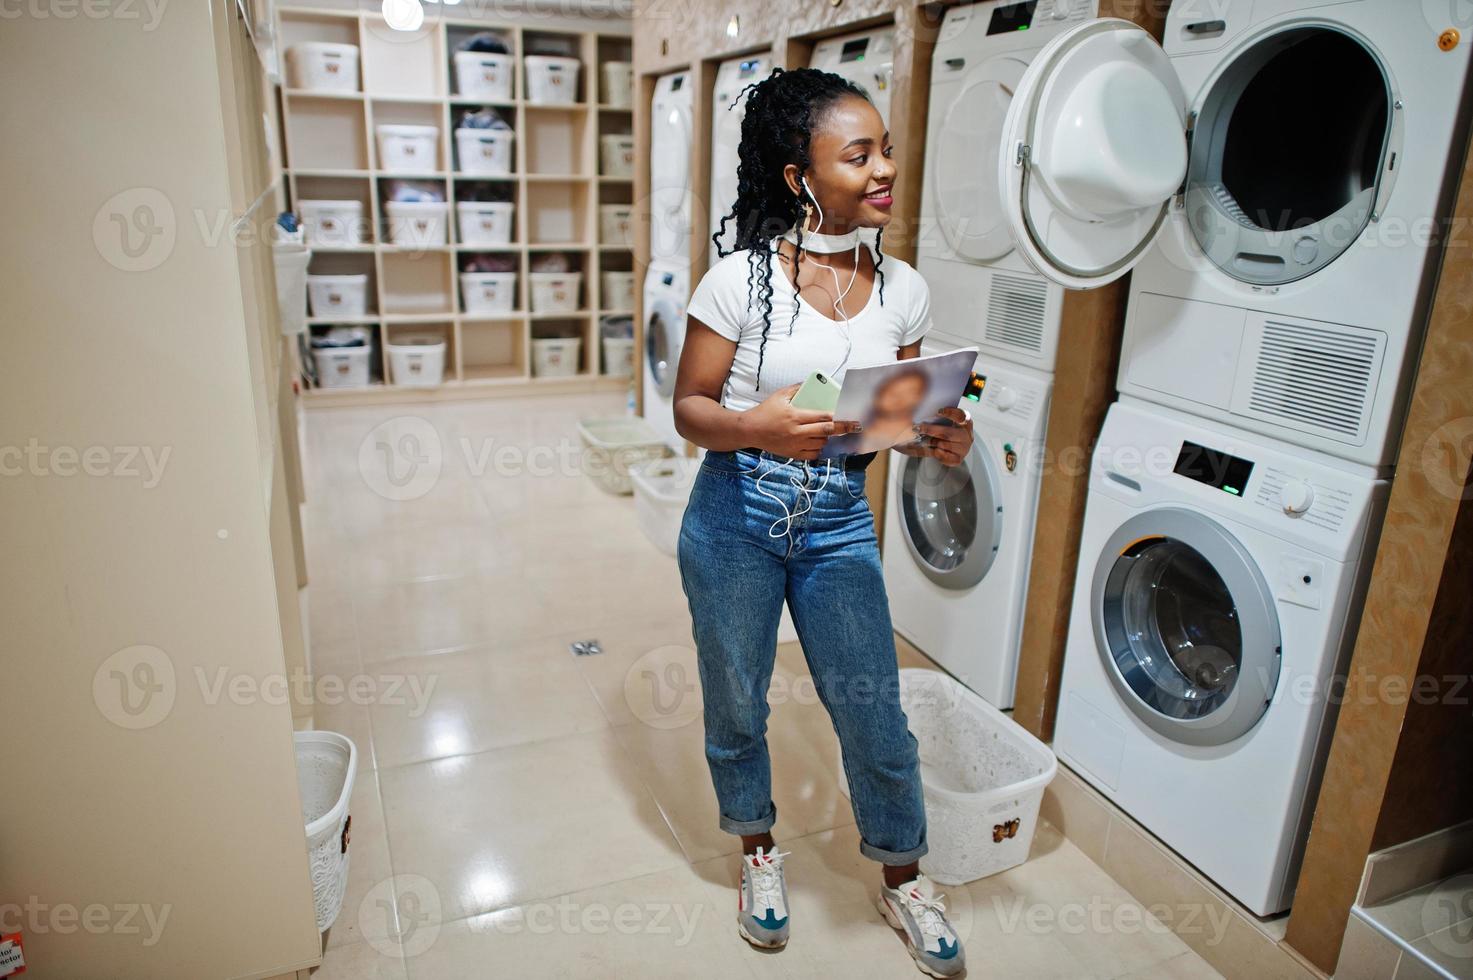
[672,318,857,459]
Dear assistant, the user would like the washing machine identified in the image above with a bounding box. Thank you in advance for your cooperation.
[918,0,1096,373]
[650,70,694,268]
[1053,397,1388,915]
[710,53,772,263]
[992,3,1473,470]
[642,261,688,450]
[810,27,894,125]
[882,330,1051,708]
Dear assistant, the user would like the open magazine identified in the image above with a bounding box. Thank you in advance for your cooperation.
[819,347,979,458]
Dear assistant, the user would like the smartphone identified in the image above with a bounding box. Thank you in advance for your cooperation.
[790,371,841,413]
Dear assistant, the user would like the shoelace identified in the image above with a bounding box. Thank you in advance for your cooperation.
[749,849,790,911]
[904,883,950,941]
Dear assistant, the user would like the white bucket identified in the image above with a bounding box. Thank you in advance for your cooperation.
[529,271,582,313]
[631,456,701,544]
[285,42,359,94]
[532,337,582,377]
[273,244,312,336]
[299,200,365,247]
[579,417,670,496]
[601,61,633,108]
[384,201,448,246]
[387,333,447,386]
[453,50,514,101]
[600,271,634,312]
[295,731,357,932]
[598,204,633,247]
[599,134,635,177]
[838,669,1058,885]
[454,128,514,176]
[460,272,517,315]
[601,336,635,379]
[306,274,368,318]
[311,344,372,389]
[376,124,439,173]
[525,55,581,104]
[456,201,514,246]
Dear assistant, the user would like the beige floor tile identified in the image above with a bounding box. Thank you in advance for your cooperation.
[306,586,361,676]
[564,611,701,728]
[367,641,610,768]
[311,938,409,980]
[378,730,686,923]
[353,571,556,663]
[1335,913,1405,980]
[1116,950,1225,979]
[527,552,689,635]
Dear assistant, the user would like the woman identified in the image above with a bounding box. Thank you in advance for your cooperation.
[673,67,973,978]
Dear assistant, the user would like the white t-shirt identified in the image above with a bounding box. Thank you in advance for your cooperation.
[685,241,932,413]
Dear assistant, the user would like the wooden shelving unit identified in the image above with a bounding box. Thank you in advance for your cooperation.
[276,6,634,402]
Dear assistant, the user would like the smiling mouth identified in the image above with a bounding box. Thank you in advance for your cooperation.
[864,187,893,204]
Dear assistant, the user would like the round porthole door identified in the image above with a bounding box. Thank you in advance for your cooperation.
[645,296,683,398]
[896,439,1004,590]
[1090,508,1281,747]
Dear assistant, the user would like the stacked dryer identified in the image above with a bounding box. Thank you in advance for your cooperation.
[979,2,1471,914]
[709,54,772,264]
[885,0,1096,710]
[810,27,895,124]
[643,70,694,450]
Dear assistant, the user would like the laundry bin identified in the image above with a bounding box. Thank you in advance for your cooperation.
[631,456,702,553]
[838,668,1057,885]
[576,416,669,495]
[294,730,357,932]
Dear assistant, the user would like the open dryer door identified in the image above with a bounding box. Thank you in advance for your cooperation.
[999,18,1187,289]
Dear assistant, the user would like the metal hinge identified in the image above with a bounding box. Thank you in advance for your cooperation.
[1015,142,1030,167]
[1173,112,1197,207]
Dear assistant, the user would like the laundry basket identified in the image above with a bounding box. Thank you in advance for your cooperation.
[631,456,702,553]
[294,730,357,932]
[576,416,669,495]
[838,669,1057,885]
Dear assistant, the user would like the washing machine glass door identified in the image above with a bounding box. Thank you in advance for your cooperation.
[999,18,1187,289]
[896,439,1003,590]
[645,296,683,398]
[1091,508,1281,747]
[934,54,1029,263]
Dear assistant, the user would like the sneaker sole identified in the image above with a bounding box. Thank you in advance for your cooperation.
[736,917,787,949]
[876,895,956,979]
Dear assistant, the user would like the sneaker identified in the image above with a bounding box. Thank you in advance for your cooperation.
[736,847,790,948]
[877,874,965,977]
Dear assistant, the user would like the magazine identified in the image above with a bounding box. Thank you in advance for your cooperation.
[819,347,979,458]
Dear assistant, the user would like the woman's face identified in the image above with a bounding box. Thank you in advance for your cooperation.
[789,94,896,229]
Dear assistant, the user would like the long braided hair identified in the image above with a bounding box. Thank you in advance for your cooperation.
[712,67,888,390]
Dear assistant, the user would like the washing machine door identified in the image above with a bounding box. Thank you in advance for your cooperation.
[999,18,1187,289]
[894,438,1004,590]
[933,54,1029,263]
[645,293,684,399]
[1090,508,1281,747]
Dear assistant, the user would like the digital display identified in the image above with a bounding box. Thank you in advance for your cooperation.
[840,39,869,63]
[1173,441,1254,496]
[739,59,761,77]
[987,0,1038,35]
[963,372,987,402]
[670,76,684,91]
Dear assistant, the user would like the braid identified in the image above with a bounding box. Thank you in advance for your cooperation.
[712,66,876,390]
[874,226,886,307]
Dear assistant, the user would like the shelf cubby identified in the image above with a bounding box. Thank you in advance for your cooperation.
[360,16,445,99]
[285,95,369,171]
[459,318,527,382]
[380,250,453,315]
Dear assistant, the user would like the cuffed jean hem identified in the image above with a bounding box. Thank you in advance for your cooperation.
[719,804,778,836]
[860,837,929,866]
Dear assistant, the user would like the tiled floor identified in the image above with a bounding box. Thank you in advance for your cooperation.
[302,394,1222,979]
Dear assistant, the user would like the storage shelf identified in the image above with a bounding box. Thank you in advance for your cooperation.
[285,88,362,102]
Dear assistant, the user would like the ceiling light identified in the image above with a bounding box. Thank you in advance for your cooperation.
[382,0,424,31]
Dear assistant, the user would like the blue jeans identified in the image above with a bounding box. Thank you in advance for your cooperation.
[676,448,928,865]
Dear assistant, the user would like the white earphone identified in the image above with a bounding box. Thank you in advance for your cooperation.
[799,176,859,376]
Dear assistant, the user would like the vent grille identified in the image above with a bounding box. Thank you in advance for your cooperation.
[1246,320,1380,439]
[984,273,1048,356]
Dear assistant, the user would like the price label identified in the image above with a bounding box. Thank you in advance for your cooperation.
[0,933,26,977]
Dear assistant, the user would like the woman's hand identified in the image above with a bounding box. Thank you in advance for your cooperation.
[742,383,862,460]
[908,406,974,466]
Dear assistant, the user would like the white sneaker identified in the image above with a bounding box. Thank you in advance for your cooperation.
[737,847,790,948]
[877,874,965,977]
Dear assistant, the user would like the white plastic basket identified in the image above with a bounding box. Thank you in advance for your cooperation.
[599,204,633,247]
[311,345,371,388]
[460,272,517,315]
[600,271,634,312]
[838,669,1057,885]
[294,730,357,932]
[602,61,633,108]
[384,201,448,246]
[285,42,359,93]
[376,124,439,173]
[455,128,514,176]
[578,417,671,495]
[306,274,368,318]
[387,333,447,386]
[532,337,582,378]
[273,244,312,336]
[599,134,635,178]
[602,335,635,378]
[631,455,701,542]
[453,50,514,100]
[529,271,582,313]
[299,200,364,247]
[525,55,580,104]
[456,201,514,246]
